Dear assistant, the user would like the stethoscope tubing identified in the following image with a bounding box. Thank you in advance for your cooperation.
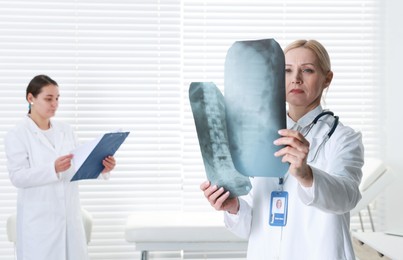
[307,110,339,162]
[280,110,339,186]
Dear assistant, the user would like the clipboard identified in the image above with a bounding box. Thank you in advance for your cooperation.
[70,131,130,182]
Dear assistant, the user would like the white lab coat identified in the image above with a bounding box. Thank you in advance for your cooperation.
[224,105,364,260]
[4,116,88,260]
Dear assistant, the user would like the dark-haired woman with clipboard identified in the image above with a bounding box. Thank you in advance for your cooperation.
[4,75,116,260]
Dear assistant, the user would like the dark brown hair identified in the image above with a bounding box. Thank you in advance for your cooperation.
[26,75,58,113]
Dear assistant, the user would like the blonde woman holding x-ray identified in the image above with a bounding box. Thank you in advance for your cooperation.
[201,40,364,260]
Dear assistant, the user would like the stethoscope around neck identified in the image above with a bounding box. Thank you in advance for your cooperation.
[303,110,339,138]
[279,110,339,187]
[295,110,339,163]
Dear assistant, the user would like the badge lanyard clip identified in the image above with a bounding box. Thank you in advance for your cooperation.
[278,177,284,190]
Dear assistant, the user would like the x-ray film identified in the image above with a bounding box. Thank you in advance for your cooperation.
[189,82,252,197]
[225,39,288,178]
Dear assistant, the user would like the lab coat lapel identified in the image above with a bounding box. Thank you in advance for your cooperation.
[36,132,55,151]
[24,117,54,151]
[54,127,65,155]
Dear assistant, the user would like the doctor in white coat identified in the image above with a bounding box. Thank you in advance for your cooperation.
[201,40,364,260]
[4,75,116,260]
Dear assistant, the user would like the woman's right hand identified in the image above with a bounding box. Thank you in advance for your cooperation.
[200,181,239,214]
[54,154,74,173]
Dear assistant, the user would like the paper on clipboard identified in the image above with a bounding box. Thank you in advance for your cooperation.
[70,131,130,181]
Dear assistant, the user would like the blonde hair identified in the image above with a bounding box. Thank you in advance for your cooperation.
[284,39,331,74]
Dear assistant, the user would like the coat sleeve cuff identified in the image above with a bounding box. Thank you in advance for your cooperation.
[297,168,317,205]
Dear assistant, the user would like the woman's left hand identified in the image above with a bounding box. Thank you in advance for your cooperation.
[274,129,313,187]
[101,156,116,173]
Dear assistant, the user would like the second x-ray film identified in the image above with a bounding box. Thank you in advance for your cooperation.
[189,82,252,197]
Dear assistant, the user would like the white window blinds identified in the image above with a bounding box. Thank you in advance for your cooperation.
[0,0,381,259]
[181,0,382,211]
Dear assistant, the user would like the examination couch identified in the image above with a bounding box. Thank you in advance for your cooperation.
[125,211,247,260]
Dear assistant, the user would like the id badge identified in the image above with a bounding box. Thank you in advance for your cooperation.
[269,191,288,226]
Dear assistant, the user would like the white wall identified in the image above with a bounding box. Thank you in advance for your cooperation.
[383,0,403,231]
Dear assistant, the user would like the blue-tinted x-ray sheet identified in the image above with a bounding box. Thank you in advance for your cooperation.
[189,82,252,197]
[225,38,288,178]
[71,132,130,181]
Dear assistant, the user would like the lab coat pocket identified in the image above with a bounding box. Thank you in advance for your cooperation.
[24,201,60,238]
